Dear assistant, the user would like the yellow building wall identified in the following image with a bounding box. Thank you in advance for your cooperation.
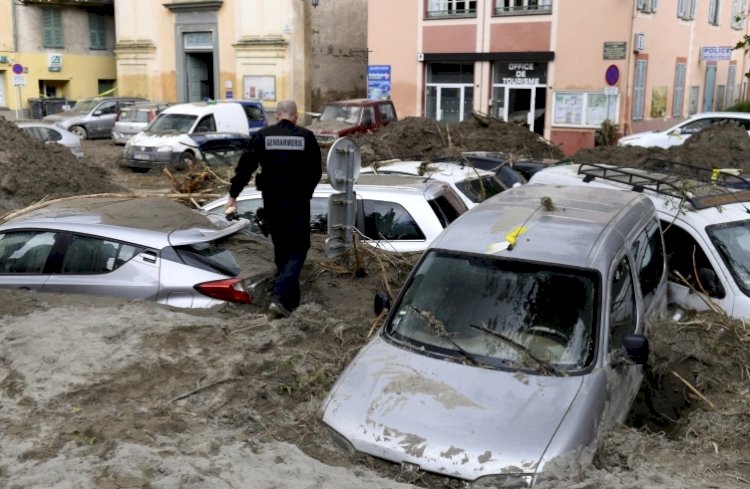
[12,52,117,102]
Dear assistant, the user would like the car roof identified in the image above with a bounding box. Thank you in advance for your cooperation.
[161,102,231,115]
[16,121,62,129]
[217,99,264,107]
[121,102,171,110]
[364,160,496,182]
[429,183,654,270]
[326,98,391,106]
[685,111,750,120]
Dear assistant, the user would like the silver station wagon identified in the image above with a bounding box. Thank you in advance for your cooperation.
[321,184,668,487]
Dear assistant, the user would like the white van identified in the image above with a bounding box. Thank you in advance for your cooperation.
[123,102,248,172]
[529,160,750,320]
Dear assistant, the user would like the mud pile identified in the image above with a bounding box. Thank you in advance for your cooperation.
[0,118,125,216]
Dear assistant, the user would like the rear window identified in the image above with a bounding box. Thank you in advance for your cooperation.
[428,195,462,228]
[119,109,152,123]
[455,175,505,203]
[243,105,265,121]
[362,200,425,241]
[170,242,241,276]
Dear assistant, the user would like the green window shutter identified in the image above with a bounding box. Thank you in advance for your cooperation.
[42,9,63,48]
[89,13,106,50]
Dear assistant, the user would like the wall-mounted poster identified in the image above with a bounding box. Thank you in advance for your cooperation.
[243,76,276,101]
[368,65,391,100]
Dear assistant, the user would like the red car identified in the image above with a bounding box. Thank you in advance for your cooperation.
[308,98,397,145]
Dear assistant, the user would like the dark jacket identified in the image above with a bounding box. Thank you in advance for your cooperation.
[229,119,322,209]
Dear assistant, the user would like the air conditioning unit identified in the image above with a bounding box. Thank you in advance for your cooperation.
[634,33,646,52]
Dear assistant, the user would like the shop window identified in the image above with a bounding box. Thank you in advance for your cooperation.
[425,63,475,123]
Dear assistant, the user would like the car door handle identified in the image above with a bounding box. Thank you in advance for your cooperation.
[142,251,158,264]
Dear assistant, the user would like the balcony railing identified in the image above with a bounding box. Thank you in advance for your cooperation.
[494,4,552,16]
[426,8,477,19]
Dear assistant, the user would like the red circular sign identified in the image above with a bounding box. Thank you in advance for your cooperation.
[11,63,23,75]
[605,64,620,86]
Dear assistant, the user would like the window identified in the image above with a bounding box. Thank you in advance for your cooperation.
[553,92,619,127]
[708,220,750,297]
[61,236,124,274]
[89,13,106,50]
[97,101,117,115]
[361,107,375,126]
[638,0,658,12]
[608,256,637,352]
[709,0,720,25]
[716,85,726,110]
[427,0,477,17]
[378,103,396,123]
[673,63,686,117]
[632,59,648,120]
[495,0,552,15]
[727,65,737,107]
[0,231,57,274]
[661,221,725,298]
[678,0,697,19]
[363,200,425,241]
[42,8,63,49]
[632,220,665,311]
[428,195,462,228]
[688,85,700,115]
[194,115,217,133]
[731,0,746,29]
[425,63,474,123]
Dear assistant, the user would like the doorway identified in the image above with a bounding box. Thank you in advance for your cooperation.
[494,86,545,135]
[186,52,214,102]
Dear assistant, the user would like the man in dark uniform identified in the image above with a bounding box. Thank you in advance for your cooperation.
[225,100,322,317]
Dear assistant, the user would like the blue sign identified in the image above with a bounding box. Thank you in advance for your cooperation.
[225,90,234,99]
[605,64,620,86]
[367,65,391,100]
[12,63,24,75]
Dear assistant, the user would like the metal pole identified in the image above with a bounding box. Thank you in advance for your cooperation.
[344,143,354,247]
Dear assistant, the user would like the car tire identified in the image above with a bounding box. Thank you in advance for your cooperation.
[173,151,195,172]
[69,125,88,139]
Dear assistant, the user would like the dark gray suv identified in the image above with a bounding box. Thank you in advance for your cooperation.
[42,96,148,139]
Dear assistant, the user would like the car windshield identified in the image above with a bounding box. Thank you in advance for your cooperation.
[455,175,505,203]
[385,250,598,372]
[69,99,100,114]
[707,219,750,297]
[320,105,362,125]
[147,113,197,134]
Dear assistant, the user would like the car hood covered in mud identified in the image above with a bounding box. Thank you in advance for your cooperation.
[321,335,592,482]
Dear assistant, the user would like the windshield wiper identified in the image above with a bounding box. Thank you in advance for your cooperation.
[407,305,483,367]
[469,323,563,376]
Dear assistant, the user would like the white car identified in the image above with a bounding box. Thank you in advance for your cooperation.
[360,160,509,208]
[16,121,84,160]
[618,111,750,149]
[201,174,468,253]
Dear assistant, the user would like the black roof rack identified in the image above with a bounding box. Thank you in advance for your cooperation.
[576,158,750,210]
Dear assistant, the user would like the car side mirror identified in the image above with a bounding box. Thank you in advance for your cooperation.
[374,291,390,316]
[698,267,724,297]
[622,334,649,365]
[93,110,102,116]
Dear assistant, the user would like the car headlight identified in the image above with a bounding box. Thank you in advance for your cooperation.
[471,473,533,488]
[327,427,355,454]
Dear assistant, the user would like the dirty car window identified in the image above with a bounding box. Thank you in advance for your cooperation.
[386,251,598,371]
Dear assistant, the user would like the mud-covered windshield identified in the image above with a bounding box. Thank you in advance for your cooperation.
[385,250,598,372]
[147,113,197,134]
[707,220,750,296]
[320,105,362,125]
[455,175,506,203]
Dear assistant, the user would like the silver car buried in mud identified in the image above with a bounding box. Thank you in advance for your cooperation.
[0,206,252,308]
[321,184,668,487]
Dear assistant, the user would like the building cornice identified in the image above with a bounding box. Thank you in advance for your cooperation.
[234,36,289,48]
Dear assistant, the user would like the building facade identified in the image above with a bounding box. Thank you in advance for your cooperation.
[368,0,750,154]
[0,0,118,120]
[115,0,364,118]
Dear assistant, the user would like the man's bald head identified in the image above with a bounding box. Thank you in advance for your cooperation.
[276,100,299,123]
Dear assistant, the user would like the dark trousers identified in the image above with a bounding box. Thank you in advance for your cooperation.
[266,205,310,311]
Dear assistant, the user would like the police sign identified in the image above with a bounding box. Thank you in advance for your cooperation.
[700,46,732,61]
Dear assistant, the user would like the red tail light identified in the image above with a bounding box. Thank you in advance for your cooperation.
[195,277,252,304]
[149,111,155,122]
